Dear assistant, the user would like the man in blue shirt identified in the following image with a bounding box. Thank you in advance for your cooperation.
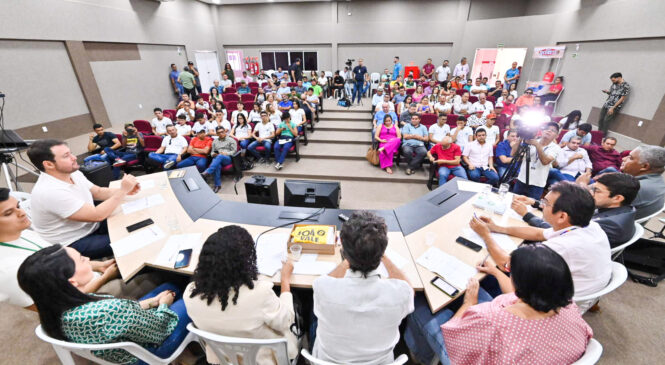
[401,114,429,175]
[274,66,285,80]
[560,123,592,146]
[495,129,518,179]
[237,81,251,95]
[278,94,293,113]
[393,56,402,81]
[352,59,368,105]
[393,87,407,105]
[169,63,183,96]
[504,62,520,90]
[209,80,223,95]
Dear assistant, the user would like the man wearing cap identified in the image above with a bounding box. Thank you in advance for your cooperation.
[477,113,500,146]
[201,127,238,193]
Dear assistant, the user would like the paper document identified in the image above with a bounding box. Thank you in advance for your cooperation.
[457,180,489,193]
[111,226,165,257]
[138,180,155,190]
[384,248,408,269]
[293,261,336,276]
[121,194,165,215]
[154,233,203,267]
[462,228,518,253]
[255,233,289,276]
[299,253,318,263]
[416,247,477,290]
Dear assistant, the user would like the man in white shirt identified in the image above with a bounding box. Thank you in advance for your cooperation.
[550,136,592,184]
[469,78,487,96]
[453,92,472,115]
[453,57,470,79]
[312,211,413,365]
[248,111,276,163]
[174,115,192,137]
[513,122,561,199]
[151,108,173,136]
[277,81,291,99]
[374,94,395,113]
[231,102,249,125]
[192,114,216,136]
[450,116,473,149]
[148,125,189,169]
[371,88,386,111]
[471,93,494,117]
[220,73,233,91]
[435,59,451,84]
[434,95,453,115]
[428,114,451,144]
[462,128,499,186]
[476,113,500,146]
[470,181,612,313]
[176,103,195,122]
[27,140,140,259]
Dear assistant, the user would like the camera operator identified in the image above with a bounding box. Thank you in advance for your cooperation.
[351,59,369,106]
[343,65,354,99]
[511,121,561,199]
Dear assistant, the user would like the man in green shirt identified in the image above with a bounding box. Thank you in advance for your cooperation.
[311,79,324,113]
[177,66,197,99]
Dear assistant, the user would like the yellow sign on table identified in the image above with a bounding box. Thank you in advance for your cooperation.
[291,225,331,244]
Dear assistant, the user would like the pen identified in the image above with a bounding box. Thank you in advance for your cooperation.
[481,253,490,266]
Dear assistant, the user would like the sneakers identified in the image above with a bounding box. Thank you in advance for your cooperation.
[200,171,212,183]
[258,158,266,164]
[163,160,175,169]
[112,159,126,167]
[212,186,221,193]
[275,162,283,170]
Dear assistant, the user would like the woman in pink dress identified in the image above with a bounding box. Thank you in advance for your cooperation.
[374,114,401,174]
[405,244,593,365]
[412,84,426,103]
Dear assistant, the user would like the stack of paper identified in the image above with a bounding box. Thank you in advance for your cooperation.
[111,226,165,257]
[378,248,409,278]
[137,180,155,190]
[154,233,203,267]
[416,247,477,290]
[121,194,165,215]
[255,233,289,276]
[462,228,518,252]
[293,261,336,275]
[457,180,489,193]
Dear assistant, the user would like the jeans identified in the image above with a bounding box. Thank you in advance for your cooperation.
[136,282,191,365]
[547,168,577,186]
[176,155,208,172]
[148,153,178,169]
[69,220,112,260]
[467,167,499,186]
[183,87,197,100]
[352,80,364,103]
[401,144,427,170]
[274,139,294,164]
[248,140,273,159]
[344,83,353,99]
[103,148,136,179]
[497,166,508,180]
[405,291,493,365]
[597,166,619,175]
[513,179,544,200]
[238,139,251,150]
[438,166,468,186]
[597,106,617,137]
[205,154,232,187]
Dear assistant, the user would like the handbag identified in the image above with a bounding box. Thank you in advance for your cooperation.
[366,145,380,166]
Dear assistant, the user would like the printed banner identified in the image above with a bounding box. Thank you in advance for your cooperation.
[533,46,566,59]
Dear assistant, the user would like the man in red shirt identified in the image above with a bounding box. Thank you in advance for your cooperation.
[427,136,468,186]
[502,95,517,117]
[176,129,212,172]
[422,58,435,80]
[582,136,621,175]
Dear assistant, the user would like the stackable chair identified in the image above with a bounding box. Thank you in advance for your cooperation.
[573,261,628,308]
[571,339,603,365]
[300,349,407,365]
[611,223,644,260]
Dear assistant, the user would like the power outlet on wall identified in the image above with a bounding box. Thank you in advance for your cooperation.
[42,126,48,133]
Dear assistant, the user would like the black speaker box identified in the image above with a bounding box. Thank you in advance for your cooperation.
[245,175,279,205]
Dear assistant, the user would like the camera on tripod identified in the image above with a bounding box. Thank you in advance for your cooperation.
[514,111,547,140]
[345,59,355,67]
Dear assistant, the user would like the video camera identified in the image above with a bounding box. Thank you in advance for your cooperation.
[345,59,355,67]
[514,111,548,140]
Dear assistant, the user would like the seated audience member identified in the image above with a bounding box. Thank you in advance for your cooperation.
[289,100,307,132]
[248,103,262,124]
[312,211,413,364]
[618,145,665,219]
[151,108,173,136]
[231,102,249,125]
[201,127,237,193]
[496,89,509,105]
[248,111,276,163]
[303,88,320,121]
[375,114,401,175]
[450,76,463,90]
[463,128,499,186]
[237,81,251,95]
[401,114,429,175]
[469,77,487,96]
[212,110,232,132]
[273,112,298,170]
[277,81,291,99]
[433,95,453,115]
[373,103,398,136]
[239,70,253,84]
[105,123,144,179]
[318,71,329,98]
[472,181,612,312]
[209,80,223,96]
[495,129,517,177]
[541,76,564,104]
[17,246,191,364]
[404,74,416,89]
[212,101,228,120]
[176,94,195,109]
[513,122,561,199]
[392,86,408,106]
[302,76,312,90]
[148,125,189,170]
[515,88,535,108]
[400,103,418,127]
[453,92,472,115]
[560,123,593,147]
[372,88,386,110]
[502,95,517,116]
[424,80,437,95]
[267,104,281,127]
[195,96,211,114]
[450,116,473,150]
[174,115,192,137]
[463,78,473,91]
[185,226,297,364]
[514,172,639,248]
[549,136,592,184]
[231,114,253,152]
[192,113,216,136]
[278,94,293,113]
[176,102,195,122]
[477,113,500,146]
[177,129,211,172]
[396,95,413,116]
[220,73,233,91]
[428,136,466,184]
[584,137,621,175]
[527,96,546,114]
[471,93,494,117]
[85,124,121,158]
[488,80,503,98]
[28,140,140,259]
[311,79,323,100]
[375,94,396,113]
[416,97,434,114]
[254,88,267,105]
[412,85,426,103]
[294,80,307,95]
[559,109,582,130]
[332,70,344,94]
[428,114,451,145]
[466,109,486,129]
[405,244,592,365]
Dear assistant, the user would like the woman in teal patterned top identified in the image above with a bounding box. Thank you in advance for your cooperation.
[18,245,191,364]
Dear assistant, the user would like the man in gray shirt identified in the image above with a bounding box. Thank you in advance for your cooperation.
[619,145,665,220]
[201,127,237,192]
[400,103,418,127]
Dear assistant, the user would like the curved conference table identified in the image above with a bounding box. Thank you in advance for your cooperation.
[109,166,526,313]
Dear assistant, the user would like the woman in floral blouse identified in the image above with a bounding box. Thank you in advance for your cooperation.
[18,245,191,364]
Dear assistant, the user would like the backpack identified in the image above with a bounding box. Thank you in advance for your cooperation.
[621,238,665,287]
[338,97,351,107]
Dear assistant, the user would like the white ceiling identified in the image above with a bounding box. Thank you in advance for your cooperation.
[198,0,335,5]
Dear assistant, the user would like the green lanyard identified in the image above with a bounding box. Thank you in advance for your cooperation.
[0,236,44,252]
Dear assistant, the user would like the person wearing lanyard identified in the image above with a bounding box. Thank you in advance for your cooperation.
[0,188,158,309]
[511,122,562,200]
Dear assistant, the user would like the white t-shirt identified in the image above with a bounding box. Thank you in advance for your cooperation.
[435,65,451,82]
[375,102,395,113]
[428,123,450,142]
[472,101,494,117]
[233,124,252,139]
[255,122,276,139]
[192,121,215,134]
[31,171,98,245]
[150,117,173,134]
[176,108,195,122]
[175,123,192,136]
[453,63,469,78]
[289,108,306,125]
[215,119,232,132]
[195,101,210,111]
[318,76,328,86]
[543,222,611,313]
[450,126,473,149]
[477,125,500,145]
[0,230,54,307]
[469,85,487,96]
[231,110,249,125]
[453,101,472,115]
[557,147,593,176]
[269,112,281,128]
[162,135,189,155]
[517,140,561,187]
[220,79,232,89]
[462,140,493,169]
[248,110,262,123]
[434,102,453,114]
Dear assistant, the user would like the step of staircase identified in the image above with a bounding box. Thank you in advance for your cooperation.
[244,158,429,184]
[298,143,369,160]
[315,120,372,132]
[307,130,372,145]
[318,112,371,121]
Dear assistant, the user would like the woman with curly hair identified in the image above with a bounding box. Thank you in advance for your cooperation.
[184,225,297,365]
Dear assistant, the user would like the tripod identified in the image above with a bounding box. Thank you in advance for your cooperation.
[0,148,40,192]
[499,142,531,186]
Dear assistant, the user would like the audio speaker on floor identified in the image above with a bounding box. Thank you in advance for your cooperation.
[284,180,341,209]
[245,175,279,205]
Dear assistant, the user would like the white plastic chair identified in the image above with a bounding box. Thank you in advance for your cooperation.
[9,190,32,221]
[610,223,644,259]
[573,262,628,304]
[35,325,196,365]
[370,72,381,93]
[635,203,665,225]
[300,349,408,365]
[571,338,603,365]
[324,71,333,78]
[187,323,292,365]
[544,86,564,114]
